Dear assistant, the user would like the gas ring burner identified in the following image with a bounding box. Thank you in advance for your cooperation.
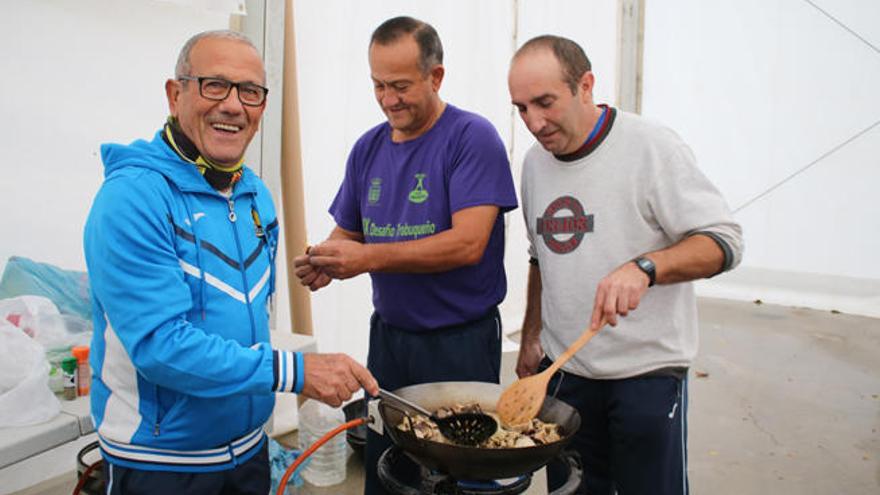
[377,446,583,495]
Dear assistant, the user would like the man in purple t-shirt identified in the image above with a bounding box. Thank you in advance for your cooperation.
[293,16,517,494]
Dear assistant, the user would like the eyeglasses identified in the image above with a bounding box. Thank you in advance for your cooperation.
[178,75,268,107]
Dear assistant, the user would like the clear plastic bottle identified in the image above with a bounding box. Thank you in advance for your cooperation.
[297,399,348,487]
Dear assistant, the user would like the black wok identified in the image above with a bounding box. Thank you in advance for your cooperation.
[378,381,580,481]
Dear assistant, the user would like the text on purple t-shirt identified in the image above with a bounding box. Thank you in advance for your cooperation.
[329,105,518,330]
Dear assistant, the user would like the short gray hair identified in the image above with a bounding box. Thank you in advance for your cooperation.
[370,16,443,74]
[175,30,262,79]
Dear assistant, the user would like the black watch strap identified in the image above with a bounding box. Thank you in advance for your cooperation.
[633,256,656,287]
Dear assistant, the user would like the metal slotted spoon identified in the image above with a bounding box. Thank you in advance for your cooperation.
[378,389,497,446]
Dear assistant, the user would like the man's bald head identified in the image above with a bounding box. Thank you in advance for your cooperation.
[514,35,591,95]
[175,30,264,81]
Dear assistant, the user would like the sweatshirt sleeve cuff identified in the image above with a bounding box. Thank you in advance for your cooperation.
[693,231,734,275]
[272,350,304,393]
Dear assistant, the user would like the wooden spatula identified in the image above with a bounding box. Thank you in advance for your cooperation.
[496,321,606,427]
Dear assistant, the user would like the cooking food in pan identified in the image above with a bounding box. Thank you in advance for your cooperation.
[397,401,561,448]
[378,382,580,480]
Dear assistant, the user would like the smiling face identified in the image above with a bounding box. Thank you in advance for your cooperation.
[369,35,444,141]
[508,48,597,155]
[165,37,265,167]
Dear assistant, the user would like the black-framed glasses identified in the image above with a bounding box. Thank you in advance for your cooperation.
[178,75,268,107]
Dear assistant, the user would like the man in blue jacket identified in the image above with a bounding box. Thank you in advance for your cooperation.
[83,30,378,494]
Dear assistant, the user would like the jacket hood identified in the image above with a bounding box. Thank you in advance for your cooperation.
[100,130,257,195]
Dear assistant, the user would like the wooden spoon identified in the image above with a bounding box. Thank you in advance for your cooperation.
[496,321,606,427]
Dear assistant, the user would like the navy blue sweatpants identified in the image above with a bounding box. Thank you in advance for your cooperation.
[103,439,269,495]
[364,309,502,495]
[541,358,689,495]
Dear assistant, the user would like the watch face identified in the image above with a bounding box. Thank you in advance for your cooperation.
[634,257,656,286]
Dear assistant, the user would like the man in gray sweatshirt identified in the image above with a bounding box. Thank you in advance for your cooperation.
[508,35,743,495]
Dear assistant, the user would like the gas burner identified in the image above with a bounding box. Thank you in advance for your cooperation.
[377,446,582,495]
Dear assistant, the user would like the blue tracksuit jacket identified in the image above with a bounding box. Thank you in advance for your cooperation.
[84,131,304,472]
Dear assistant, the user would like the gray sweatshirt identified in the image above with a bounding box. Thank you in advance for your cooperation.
[521,109,743,379]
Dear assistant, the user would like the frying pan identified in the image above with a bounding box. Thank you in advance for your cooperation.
[378,381,580,481]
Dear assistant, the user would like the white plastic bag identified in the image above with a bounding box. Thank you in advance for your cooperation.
[0,295,93,394]
[0,295,92,350]
[0,320,61,426]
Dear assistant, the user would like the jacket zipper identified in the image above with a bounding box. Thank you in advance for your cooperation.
[228,197,258,338]
[154,385,161,436]
[227,196,257,428]
[227,199,237,222]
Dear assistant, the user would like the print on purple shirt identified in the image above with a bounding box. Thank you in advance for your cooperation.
[330,105,518,330]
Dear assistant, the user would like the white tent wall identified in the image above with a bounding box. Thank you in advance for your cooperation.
[642,0,880,316]
[0,0,619,366]
[3,0,876,371]
[0,1,231,276]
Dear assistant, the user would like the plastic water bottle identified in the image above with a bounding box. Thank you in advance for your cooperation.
[298,399,347,487]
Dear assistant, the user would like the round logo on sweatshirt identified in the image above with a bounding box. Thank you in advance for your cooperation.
[537,195,594,254]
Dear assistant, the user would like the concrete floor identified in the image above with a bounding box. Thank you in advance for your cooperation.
[16,297,880,494]
[282,297,880,494]
[686,298,879,494]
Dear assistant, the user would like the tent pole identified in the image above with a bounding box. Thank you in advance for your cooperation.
[280,0,313,336]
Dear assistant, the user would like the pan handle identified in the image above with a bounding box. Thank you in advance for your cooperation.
[378,388,432,417]
[549,370,565,399]
[539,360,566,400]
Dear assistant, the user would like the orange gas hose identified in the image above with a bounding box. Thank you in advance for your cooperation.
[276,417,368,495]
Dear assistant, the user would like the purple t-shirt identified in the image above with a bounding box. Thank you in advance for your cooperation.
[330,104,518,330]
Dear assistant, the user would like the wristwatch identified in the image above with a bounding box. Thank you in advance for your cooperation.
[633,256,656,287]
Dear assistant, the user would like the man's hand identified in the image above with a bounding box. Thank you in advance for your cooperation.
[515,335,544,378]
[589,261,650,329]
[293,253,332,292]
[301,353,379,407]
[307,240,371,280]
